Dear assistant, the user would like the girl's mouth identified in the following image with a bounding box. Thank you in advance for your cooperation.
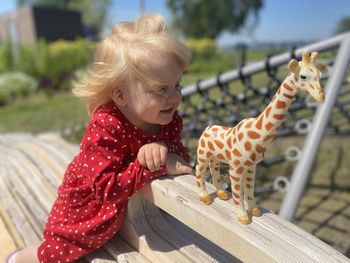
[160,107,174,114]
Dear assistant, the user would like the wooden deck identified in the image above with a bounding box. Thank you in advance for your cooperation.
[0,133,349,262]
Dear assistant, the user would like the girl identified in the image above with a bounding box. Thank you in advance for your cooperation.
[8,14,192,263]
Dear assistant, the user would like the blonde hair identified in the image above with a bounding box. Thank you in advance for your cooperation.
[73,14,191,116]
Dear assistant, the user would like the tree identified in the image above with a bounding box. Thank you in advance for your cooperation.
[16,0,112,34]
[334,17,350,34]
[166,0,263,39]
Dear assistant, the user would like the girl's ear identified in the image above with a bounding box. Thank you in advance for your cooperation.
[112,88,126,106]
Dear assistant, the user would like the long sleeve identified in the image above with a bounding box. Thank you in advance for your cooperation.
[82,119,167,204]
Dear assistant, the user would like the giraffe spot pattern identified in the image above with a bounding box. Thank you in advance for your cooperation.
[283,93,294,99]
[207,141,215,151]
[265,122,274,131]
[230,176,240,182]
[265,107,272,117]
[236,167,244,174]
[283,82,294,92]
[247,131,261,139]
[227,137,232,148]
[225,150,231,159]
[233,148,242,157]
[244,160,254,166]
[244,141,252,151]
[264,135,275,142]
[255,115,263,130]
[216,153,225,160]
[250,153,256,161]
[276,101,286,108]
[214,140,224,149]
[203,132,210,138]
[245,121,253,129]
[273,114,285,120]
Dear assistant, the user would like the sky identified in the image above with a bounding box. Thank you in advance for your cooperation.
[1,0,350,46]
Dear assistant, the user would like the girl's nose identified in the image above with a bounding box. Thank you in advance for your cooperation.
[168,89,181,103]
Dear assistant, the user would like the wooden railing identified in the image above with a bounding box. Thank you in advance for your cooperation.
[0,133,349,263]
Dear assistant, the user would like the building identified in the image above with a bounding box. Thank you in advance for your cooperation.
[0,5,84,45]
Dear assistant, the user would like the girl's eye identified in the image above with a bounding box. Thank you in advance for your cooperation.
[153,86,167,95]
[300,75,307,80]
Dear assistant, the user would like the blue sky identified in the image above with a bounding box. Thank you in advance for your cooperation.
[1,0,350,46]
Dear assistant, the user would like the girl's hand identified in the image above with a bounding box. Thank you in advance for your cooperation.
[166,153,193,175]
[137,142,168,172]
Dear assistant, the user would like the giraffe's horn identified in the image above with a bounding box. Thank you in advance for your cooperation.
[310,52,318,63]
[302,51,310,63]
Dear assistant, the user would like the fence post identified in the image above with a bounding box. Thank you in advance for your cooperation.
[279,33,350,221]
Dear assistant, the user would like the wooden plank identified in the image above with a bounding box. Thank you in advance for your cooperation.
[141,199,240,263]
[7,150,56,211]
[84,248,120,262]
[4,158,49,233]
[0,165,40,246]
[160,209,241,262]
[0,201,24,249]
[118,194,195,263]
[104,236,152,263]
[139,174,350,263]
[0,213,18,263]
[174,175,350,263]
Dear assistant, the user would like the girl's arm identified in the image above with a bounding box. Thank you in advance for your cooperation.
[82,120,166,204]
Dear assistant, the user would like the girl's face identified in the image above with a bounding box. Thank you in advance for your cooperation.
[114,57,184,132]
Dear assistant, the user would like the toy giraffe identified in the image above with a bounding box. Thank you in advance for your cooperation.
[195,51,325,224]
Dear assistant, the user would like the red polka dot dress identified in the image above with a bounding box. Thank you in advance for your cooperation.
[37,103,189,262]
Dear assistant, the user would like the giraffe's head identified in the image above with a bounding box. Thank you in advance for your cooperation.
[288,51,325,102]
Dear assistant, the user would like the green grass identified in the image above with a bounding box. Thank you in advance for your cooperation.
[0,92,88,134]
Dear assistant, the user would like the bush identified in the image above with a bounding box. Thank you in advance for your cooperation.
[184,38,219,59]
[45,39,96,90]
[0,42,12,72]
[0,39,96,91]
[0,72,37,106]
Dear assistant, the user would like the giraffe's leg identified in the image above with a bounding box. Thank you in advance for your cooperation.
[209,160,229,200]
[195,156,212,205]
[244,166,261,217]
[229,165,250,224]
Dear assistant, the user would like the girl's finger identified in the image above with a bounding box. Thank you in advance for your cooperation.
[159,145,167,166]
[152,146,161,170]
[137,150,147,167]
[145,149,156,172]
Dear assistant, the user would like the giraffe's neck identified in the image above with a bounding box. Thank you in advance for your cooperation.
[256,73,298,134]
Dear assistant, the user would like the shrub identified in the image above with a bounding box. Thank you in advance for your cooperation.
[184,38,219,59]
[0,39,96,91]
[0,72,38,106]
[0,41,13,72]
[46,39,96,90]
